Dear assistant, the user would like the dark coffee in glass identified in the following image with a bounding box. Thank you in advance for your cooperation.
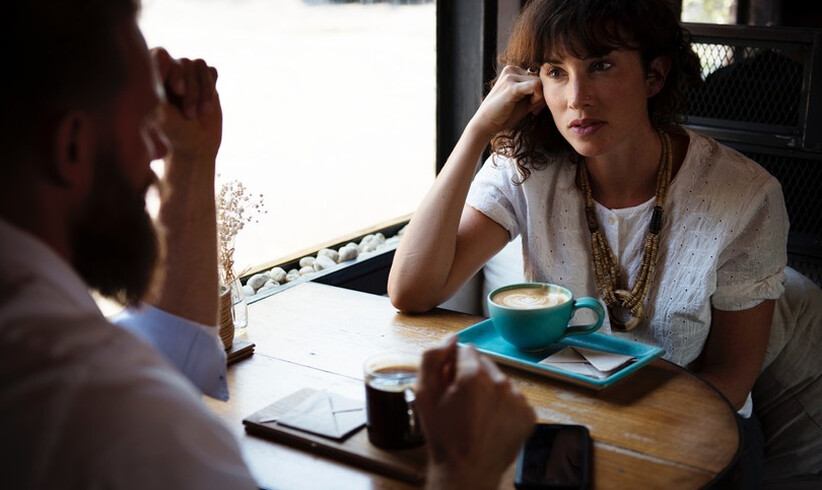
[363,353,424,449]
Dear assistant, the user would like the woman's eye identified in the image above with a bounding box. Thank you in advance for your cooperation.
[591,60,613,72]
[545,67,563,78]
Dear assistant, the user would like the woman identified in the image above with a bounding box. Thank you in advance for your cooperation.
[389,0,787,484]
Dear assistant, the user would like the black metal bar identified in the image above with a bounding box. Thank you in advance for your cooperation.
[436,0,498,173]
[684,22,816,44]
[803,30,822,151]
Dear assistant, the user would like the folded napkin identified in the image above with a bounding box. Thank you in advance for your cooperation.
[263,390,366,441]
[539,346,635,379]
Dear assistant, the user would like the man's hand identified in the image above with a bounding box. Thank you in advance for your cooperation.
[151,47,222,163]
[417,336,536,490]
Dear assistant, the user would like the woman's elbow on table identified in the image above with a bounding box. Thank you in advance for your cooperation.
[388,280,440,314]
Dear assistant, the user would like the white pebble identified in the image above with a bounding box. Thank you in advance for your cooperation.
[317,248,339,262]
[338,244,358,262]
[360,234,375,246]
[299,266,315,276]
[247,273,269,291]
[242,285,256,297]
[299,256,316,268]
[286,272,301,282]
[267,267,287,283]
[313,255,337,271]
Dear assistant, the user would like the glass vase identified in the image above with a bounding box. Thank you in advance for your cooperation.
[228,277,248,334]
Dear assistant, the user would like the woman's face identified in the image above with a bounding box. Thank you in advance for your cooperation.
[538,48,661,158]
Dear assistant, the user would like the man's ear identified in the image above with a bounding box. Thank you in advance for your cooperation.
[51,111,96,187]
[646,56,672,97]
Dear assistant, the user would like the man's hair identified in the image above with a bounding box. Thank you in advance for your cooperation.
[0,0,141,165]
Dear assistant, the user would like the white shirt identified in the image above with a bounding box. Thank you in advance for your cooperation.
[0,219,257,489]
[467,129,788,416]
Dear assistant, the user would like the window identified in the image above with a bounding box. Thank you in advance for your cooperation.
[139,0,436,274]
[681,0,737,24]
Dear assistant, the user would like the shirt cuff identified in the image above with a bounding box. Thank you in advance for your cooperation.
[113,304,229,401]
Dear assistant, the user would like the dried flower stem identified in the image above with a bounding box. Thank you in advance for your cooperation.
[216,179,266,286]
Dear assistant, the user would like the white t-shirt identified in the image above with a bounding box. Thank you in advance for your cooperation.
[0,219,257,490]
[467,128,788,370]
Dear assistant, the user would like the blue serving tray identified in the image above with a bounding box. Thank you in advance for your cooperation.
[456,319,665,390]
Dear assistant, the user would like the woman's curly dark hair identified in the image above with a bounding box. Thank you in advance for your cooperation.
[491,0,703,181]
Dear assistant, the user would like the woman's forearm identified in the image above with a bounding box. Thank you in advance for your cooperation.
[388,123,494,312]
[694,301,775,410]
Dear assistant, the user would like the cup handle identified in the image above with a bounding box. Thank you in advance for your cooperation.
[561,297,605,338]
[404,388,420,439]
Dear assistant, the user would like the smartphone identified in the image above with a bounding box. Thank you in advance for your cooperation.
[514,423,592,490]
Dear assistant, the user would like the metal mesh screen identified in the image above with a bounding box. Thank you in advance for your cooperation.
[685,43,805,128]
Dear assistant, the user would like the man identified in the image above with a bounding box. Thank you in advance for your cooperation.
[0,1,534,489]
[1,0,256,487]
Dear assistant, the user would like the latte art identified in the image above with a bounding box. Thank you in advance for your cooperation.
[492,288,570,309]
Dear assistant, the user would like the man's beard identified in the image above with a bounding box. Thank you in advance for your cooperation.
[71,147,162,308]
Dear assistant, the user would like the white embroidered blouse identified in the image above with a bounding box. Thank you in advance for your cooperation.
[467,129,788,371]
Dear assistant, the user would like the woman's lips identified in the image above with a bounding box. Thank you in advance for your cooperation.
[569,119,605,136]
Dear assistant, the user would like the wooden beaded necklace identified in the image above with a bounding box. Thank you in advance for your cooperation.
[578,130,672,332]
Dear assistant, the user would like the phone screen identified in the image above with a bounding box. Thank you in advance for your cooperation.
[515,424,591,490]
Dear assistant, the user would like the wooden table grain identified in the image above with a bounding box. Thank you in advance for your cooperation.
[204,282,740,490]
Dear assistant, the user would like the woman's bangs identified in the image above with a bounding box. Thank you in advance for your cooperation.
[542,15,636,61]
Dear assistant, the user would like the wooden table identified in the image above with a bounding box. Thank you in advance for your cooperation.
[205,282,740,490]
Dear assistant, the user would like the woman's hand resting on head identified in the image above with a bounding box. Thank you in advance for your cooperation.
[469,65,547,141]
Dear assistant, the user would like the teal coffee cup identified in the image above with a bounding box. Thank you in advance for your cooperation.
[488,283,605,352]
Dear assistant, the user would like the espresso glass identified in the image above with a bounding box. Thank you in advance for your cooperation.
[363,352,424,449]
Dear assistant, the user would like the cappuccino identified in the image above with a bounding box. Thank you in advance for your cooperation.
[488,282,604,351]
[492,287,570,309]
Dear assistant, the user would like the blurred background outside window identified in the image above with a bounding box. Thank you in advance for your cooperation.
[139,0,436,274]
[682,0,737,24]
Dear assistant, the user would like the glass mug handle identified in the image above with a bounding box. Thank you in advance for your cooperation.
[404,387,420,439]
[564,297,606,337]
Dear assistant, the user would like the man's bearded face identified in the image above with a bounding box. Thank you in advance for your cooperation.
[71,142,161,307]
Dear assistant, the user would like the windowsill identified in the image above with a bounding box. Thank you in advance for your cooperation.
[242,216,409,303]
[245,241,398,304]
